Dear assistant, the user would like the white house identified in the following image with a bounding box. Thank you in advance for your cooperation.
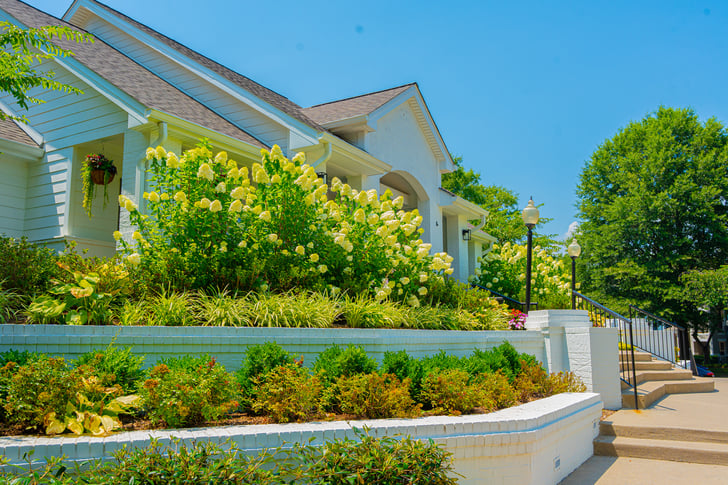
[0,0,495,282]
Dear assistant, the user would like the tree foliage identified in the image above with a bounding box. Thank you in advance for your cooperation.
[577,107,728,330]
[680,266,728,354]
[0,21,92,122]
[441,156,526,243]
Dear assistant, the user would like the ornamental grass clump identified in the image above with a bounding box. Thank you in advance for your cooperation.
[117,141,454,304]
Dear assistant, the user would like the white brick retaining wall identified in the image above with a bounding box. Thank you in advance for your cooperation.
[0,325,546,372]
[0,393,602,485]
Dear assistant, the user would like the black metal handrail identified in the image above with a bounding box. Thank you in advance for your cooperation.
[471,284,538,312]
[573,291,640,408]
[628,305,695,374]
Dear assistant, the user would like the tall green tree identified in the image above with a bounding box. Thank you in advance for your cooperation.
[577,107,728,341]
[680,267,728,359]
[0,21,92,122]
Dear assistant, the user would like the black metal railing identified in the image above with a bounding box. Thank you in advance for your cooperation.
[573,291,639,408]
[628,305,696,375]
[471,284,538,312]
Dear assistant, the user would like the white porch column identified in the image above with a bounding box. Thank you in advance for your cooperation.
[443,214,469,282]
[527,310,622,409]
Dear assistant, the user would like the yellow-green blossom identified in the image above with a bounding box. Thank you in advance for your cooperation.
[209,200,222,212]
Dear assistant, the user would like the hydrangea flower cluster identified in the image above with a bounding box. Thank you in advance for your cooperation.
[116,140,453,304]
[474,241,571,308]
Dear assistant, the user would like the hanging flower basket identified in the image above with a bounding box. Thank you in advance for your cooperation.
[82,154,117,218]
[90,168,115,185]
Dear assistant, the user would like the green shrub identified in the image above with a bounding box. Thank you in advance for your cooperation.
[3,356,79,429]
[544,371,587,394]
[75,345,146,394]
[0,432,457,484]
[0,236,59,295]
[236,342,295,395]
[117,141,455,301]
[313,344,378,384]
[381,350,426,399]
[421,350,464,375]
[252,365,321,423]
[293,427,458,485]
[421,368,484,415]
[139,356,238,428]
[337,373,418,419]
[476,371,517,410]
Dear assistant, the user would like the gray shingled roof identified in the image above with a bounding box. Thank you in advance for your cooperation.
[85,0,325,133]
[0,0,265,148]
[304,84,415,125]
[0,119,38,147]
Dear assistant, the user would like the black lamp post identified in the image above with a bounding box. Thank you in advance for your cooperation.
[567,239,582,310]
[521,198,539,314]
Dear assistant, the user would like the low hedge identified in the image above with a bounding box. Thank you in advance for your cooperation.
[0,342,585,435]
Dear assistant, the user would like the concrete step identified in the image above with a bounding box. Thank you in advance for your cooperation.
[620,368,694,390]
[619,351,653,362]
[622,378,715,409]
[593,435,728,465]
[599,422,728,444]
[620,360,672,371]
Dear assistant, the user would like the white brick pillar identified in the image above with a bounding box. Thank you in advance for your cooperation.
[527,310,622,409]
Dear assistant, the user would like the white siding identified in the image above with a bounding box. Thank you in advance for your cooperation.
[0,155,29,237]
[23,150,69,242]
[0,60,130,248]
[79,17,290,150]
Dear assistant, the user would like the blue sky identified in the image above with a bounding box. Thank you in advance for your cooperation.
[27,0,728,239]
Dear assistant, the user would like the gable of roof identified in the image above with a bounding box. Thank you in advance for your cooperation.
[66,0,324,134]
[308,83,453,167]
[304,84,414,125]
[0,0,265,148]
[0,119,38,147]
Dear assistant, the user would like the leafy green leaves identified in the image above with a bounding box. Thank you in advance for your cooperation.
[0,21,93,121]
[577,107,728,328]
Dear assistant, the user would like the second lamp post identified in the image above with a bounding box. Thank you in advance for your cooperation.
[568,239,582,309]
[521,198,539,314]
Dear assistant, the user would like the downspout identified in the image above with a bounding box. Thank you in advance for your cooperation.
[312,137,332,169]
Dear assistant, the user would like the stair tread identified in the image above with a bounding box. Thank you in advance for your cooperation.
[594,435,728,464]
[600,423,728,444]
[622,377,715,395]
[595,435,728,452]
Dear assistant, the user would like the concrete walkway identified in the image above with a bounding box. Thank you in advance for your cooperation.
[560,377,728,484]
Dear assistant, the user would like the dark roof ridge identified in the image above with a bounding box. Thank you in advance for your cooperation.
[307,82,417,110]
[81,0,325,132]
[1,0,266,148]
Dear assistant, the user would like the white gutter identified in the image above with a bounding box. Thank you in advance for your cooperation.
[318,132,392,174]
[148,109,263,158]
[311,138,332,169]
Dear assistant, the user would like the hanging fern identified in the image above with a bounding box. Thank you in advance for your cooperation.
[81,153,116,218]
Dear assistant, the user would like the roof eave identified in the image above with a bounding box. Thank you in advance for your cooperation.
[148,109,267,157]
[0,137,44,160]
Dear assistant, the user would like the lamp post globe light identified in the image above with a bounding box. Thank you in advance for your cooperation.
[521,198,539,314]
[567,239,582,310]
